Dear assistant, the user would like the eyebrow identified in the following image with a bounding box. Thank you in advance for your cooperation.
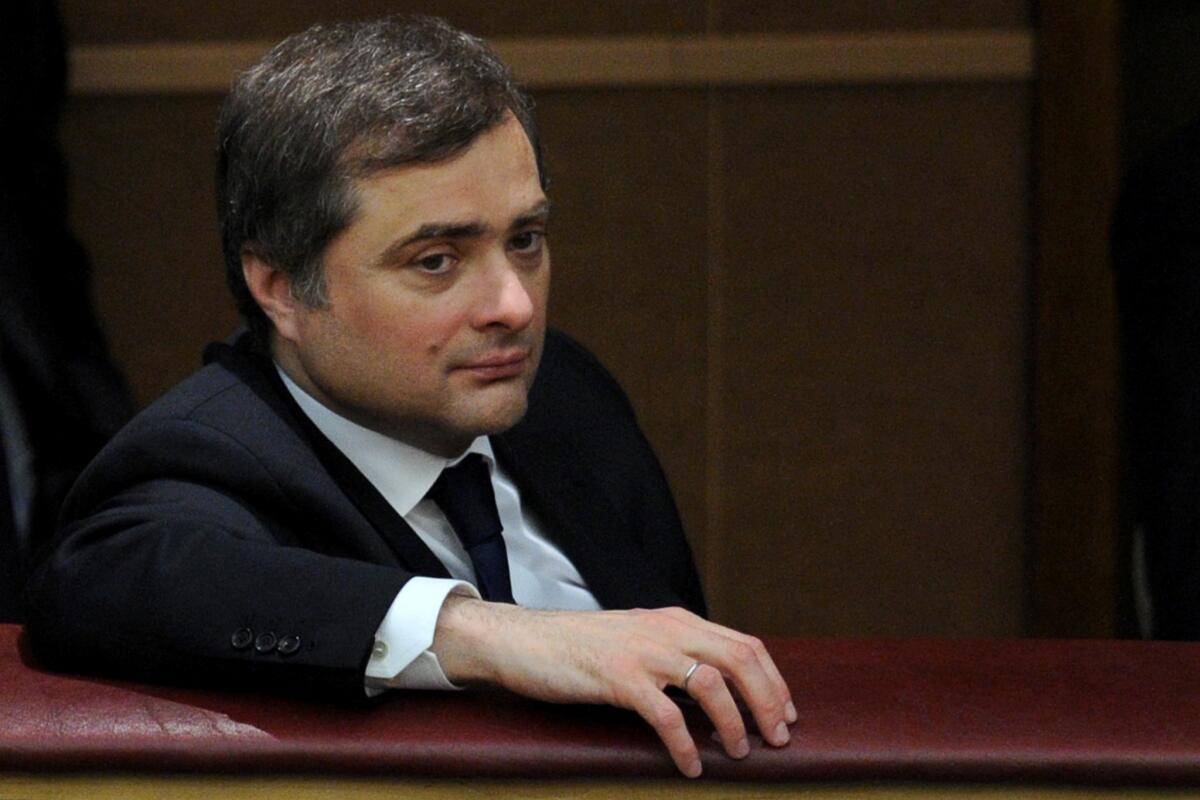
[376,199,551,267]
[511,199,552,229]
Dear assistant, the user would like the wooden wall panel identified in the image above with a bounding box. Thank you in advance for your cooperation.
[713,1,1028,32]
[59,96,236,406]
[1031,2,1121,637]
[536,89,711,569]
[60,0,705,44]
[711,85,1031,636]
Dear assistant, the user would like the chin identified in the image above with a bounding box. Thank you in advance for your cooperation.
[468,394,530,436]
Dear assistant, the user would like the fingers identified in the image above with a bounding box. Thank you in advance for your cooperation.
[624,656,749,777]
[707,636,792,747]
[682,661,749,759]
[706,626,796,723]
[437,602,793,777]
[632,687,703,778]
[749,637,798,723]
[636,652,764,777]
[656,608,797,741]
[660,610,793,704]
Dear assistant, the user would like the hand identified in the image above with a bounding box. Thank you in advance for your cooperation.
[430,597,797,778]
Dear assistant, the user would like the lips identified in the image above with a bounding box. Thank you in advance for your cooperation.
[458,350,529,380]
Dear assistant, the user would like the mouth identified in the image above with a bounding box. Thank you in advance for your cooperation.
[458,350,530,381]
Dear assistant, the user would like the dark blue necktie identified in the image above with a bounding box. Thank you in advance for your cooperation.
[428,454,515,603]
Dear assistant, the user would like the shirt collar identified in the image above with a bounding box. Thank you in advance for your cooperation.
[276,366,494,517]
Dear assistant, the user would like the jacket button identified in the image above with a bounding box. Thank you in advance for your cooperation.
[231,627,254,650]
[254,631,278,653]
[277,634,301,656]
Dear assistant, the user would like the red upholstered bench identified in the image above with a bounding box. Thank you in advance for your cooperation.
[2,625,1199,796]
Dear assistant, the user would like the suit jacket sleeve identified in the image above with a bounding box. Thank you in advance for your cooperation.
[24,366,411,701]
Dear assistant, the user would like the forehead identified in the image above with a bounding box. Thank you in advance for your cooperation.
[349,114,544,229]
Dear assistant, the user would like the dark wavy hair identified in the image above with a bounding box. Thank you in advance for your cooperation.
[215,15,544,344]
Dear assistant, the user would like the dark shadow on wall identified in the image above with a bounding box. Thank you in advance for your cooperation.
[0,0,134,621]
[1114,1,1200,638]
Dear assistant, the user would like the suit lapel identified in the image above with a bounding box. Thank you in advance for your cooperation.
[288,407,452,579]
[206,338,451,579]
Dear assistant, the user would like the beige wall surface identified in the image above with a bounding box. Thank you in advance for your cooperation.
[58,1,1034,637]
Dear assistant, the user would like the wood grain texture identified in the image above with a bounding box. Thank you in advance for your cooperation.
[710,85,1031,636]
[59,0,706,43]
[69,33,1035,94]
[713,0,1030,32]
[537,89,711,572]
[1030,2,1121,637]
[59,96,238,407]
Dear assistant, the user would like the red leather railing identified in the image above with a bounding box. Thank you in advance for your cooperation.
[2,625,1198,784]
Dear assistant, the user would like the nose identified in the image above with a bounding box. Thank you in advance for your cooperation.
[472,256,535,332]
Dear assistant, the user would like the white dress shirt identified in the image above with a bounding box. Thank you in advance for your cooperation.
[278,369,602,692]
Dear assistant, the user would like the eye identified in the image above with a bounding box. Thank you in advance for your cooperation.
[509,230,545,255]
[413,252,455,274]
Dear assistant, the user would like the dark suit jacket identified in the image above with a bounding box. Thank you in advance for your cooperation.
[24,329,704,700]
[1113,114,1200,639]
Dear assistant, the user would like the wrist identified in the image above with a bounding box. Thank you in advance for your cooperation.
[430,594,505,685]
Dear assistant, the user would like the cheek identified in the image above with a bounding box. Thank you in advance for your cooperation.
[366,306,467,361]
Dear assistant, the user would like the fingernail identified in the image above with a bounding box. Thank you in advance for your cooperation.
[732,738,750,759]
[685,759,703,778]
[773,721,790,745]
[785,701,798,723]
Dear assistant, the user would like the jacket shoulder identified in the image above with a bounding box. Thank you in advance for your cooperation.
[60,349,307,522]
[530,328,640,426]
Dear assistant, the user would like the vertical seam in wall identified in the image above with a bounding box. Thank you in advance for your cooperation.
[703,0,726,619]
[1022,39,1041,638]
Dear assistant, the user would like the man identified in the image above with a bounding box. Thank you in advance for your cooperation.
[25,16,794,777]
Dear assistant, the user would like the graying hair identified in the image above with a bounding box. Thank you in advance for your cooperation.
[215,15,544,344]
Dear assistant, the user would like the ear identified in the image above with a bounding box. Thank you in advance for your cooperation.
[242,247,303,343]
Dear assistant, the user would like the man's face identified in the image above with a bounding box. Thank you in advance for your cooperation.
[272,113,550,456]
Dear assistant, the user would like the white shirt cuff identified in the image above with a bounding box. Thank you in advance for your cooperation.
[364,576,479,694]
